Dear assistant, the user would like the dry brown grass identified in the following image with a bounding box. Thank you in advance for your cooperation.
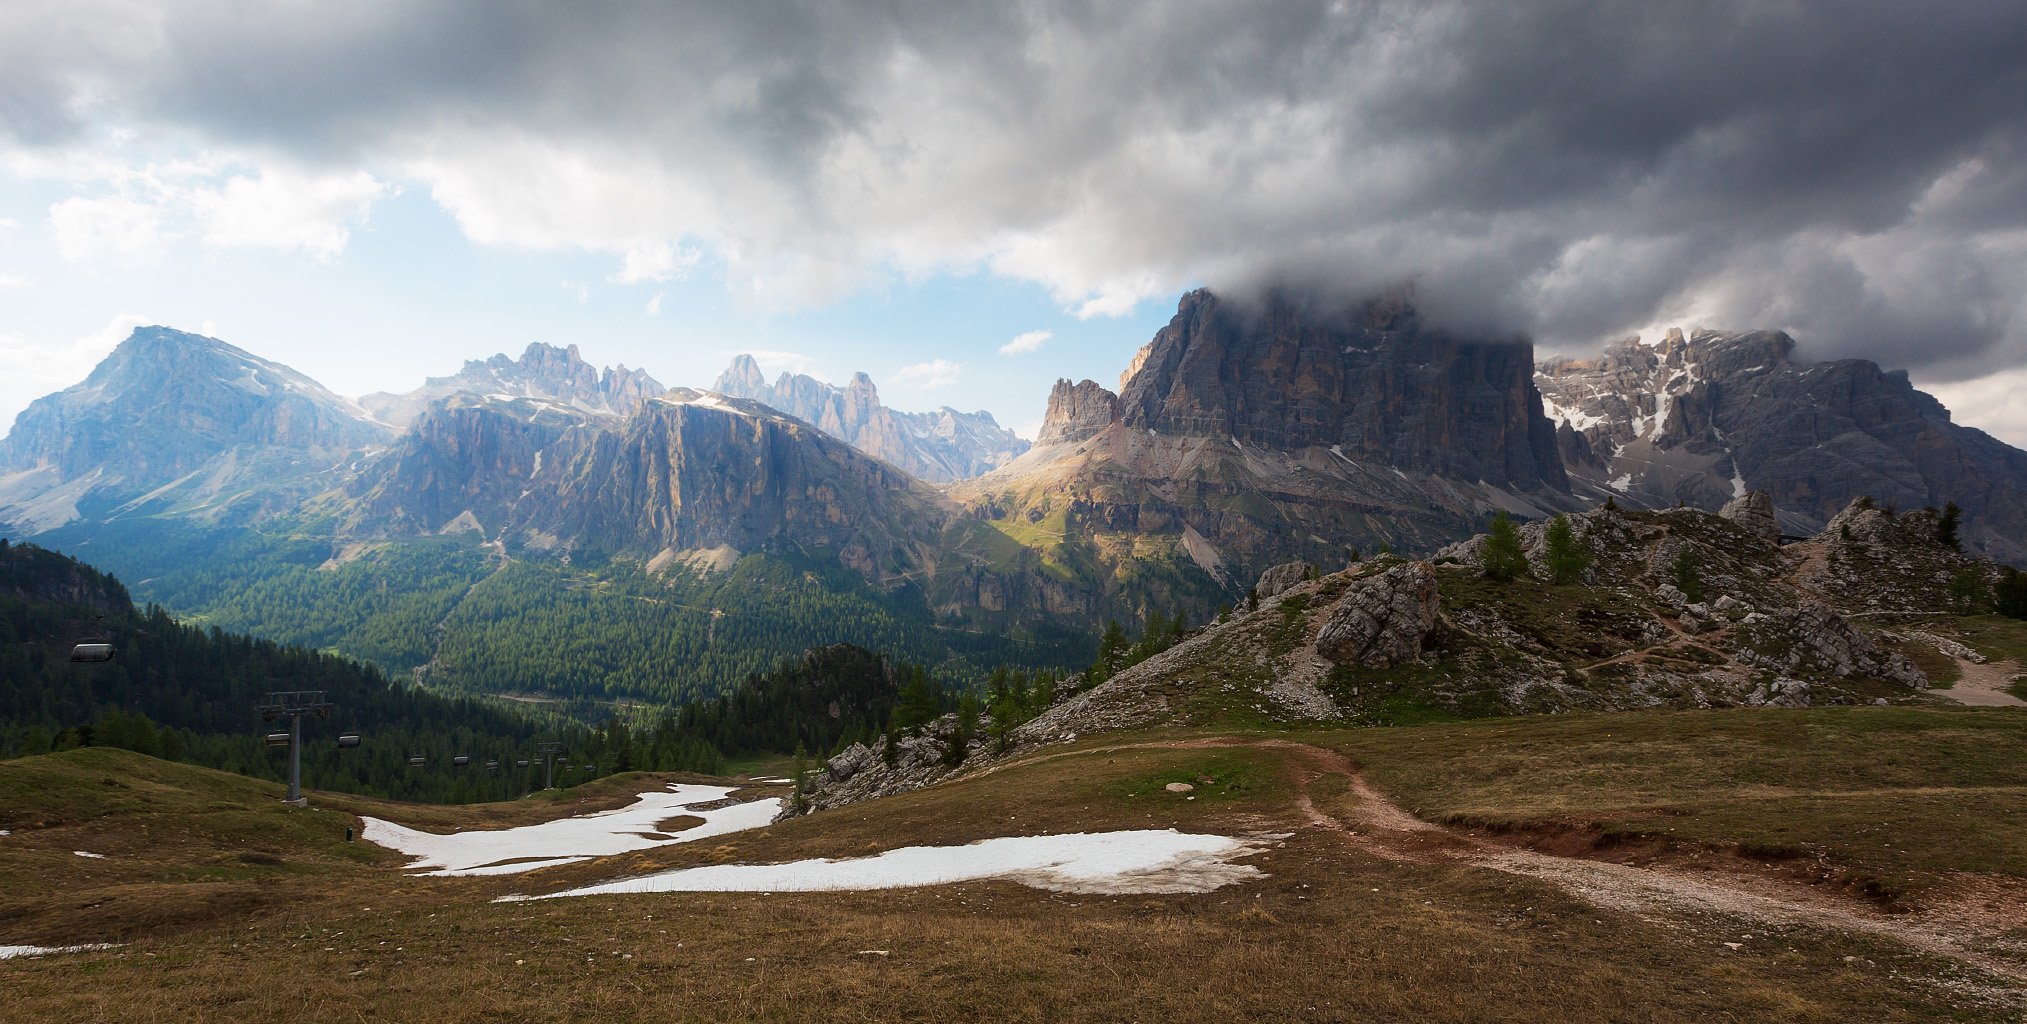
[2,729,2021,1021]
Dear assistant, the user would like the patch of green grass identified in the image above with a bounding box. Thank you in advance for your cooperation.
[1113,753,1280,804]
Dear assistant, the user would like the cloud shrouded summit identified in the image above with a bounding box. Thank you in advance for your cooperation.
[6,1,2027,379]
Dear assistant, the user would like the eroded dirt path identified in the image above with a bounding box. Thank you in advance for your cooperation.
[1023,735,2027,986]
[1938,659,2027,708]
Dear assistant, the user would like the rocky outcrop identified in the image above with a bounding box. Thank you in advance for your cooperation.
[1537,328,2027,565]
[1719,490,1782,546]
[1034,379,1123,446]
[1253,561,1315,600]
[1794,498,2002,614]
[711,356,1029,482]
[1314,561,1440,668]
[781,715,988,818]
[1735,601,1927,690]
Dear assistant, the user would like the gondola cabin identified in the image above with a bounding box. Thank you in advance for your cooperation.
[69,642,114,663]
[336,734,362,749]
[407,755,426,767]
[452,755,470,767]
[264,732,292,747]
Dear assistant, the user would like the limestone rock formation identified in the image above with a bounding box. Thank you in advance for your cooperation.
[1537,328,2027,564]
[1253,561,1315,600]
[1719,490,1782,546]
[1034,379,1123,447]
[711,355,1029,482]
[1314,561,1440,668]
[359,341,663,430]
[506,389,949,581]
[0,326,389,532]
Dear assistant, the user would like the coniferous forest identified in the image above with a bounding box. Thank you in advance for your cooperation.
[0,538,988,802]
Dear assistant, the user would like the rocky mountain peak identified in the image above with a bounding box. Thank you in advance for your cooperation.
[1114,287,1565,488]
[1537,327,2026,564]
[1034,379,1121,446]
[720,354,768,395]
[0,325,390,532]
[708,356,1028,482]
[361,342,664,430]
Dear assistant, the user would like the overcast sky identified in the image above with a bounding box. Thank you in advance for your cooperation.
[3,0,2024,444]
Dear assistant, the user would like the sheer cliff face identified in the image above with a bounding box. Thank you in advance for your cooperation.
[508,390,948,578]
[711,357,1030,482]
[1116,289,1566,489]
[359,342,664,429]
[342,395,581,537]
[1537,329,2027,564]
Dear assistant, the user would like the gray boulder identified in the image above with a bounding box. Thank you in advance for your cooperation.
[1719,490,1782,546]
[1315,561,1440,669]
[1254,561,1315,600]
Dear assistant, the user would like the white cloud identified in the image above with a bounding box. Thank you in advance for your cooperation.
[0,217,19,236]
[999,329,1051,355]
[0,273,27,289]
[18,139,390,263]
[49,193,166,261]
[892,358,961,390]
[188,167,391,258]
[645,291,663,316]
[612,242,701,284]
[562,280,589,303]
[1923,368,2027,449]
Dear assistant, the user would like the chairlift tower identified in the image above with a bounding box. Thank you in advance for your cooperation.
[537,741,564,790]
[258,691,335,806]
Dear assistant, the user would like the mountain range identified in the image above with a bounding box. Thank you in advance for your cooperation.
[3,289,2022,702]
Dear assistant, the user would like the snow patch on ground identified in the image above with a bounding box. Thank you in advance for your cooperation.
[72,850,107,859]
[361,784,781,877]
[0,944,119,960]
[501,829,1278,901]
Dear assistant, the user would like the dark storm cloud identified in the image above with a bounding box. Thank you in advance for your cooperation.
[7,0,2027,375]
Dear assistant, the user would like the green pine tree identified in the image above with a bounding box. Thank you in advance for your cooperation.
[1543,514,1592,585]
[1481,511,1529,582]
